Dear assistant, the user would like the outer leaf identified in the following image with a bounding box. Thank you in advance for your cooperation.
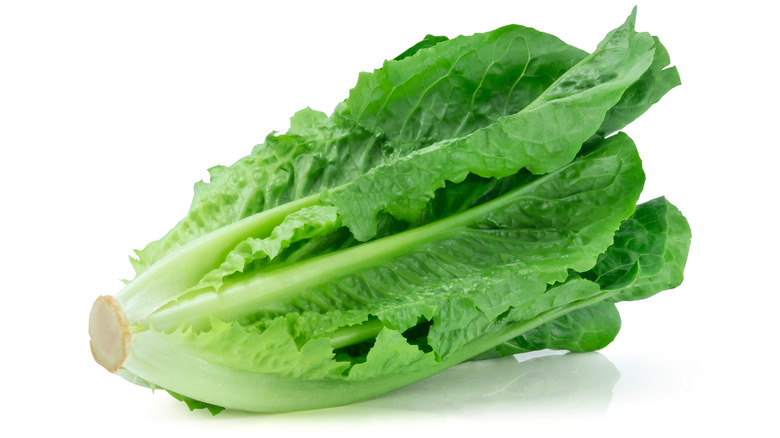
[478,197,691,358]
[329,12,655,240]
[489,301,622,356]
[595,36,681,139]
[348,25,586,145]
[584,197,670,288]
[348,328,438,380]
[610,198,691,301]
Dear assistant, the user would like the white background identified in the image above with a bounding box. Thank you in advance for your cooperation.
[2,0,778,436]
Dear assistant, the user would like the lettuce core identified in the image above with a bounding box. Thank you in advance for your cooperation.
[89,296,131,373]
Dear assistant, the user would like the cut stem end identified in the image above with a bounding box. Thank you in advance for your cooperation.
[89,295,131,373]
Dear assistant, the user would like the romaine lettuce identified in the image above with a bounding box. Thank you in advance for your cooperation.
[88,9,690,413]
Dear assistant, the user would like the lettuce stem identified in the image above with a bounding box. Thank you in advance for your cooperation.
[115,194,321,322]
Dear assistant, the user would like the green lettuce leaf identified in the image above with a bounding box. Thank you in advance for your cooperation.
[608,198,691,301]
[330,12,655,240]
[594,36,681,140]
[488,301,622,356]
[479,196,691,358]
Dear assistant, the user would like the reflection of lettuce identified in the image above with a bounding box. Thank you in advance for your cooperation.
[367,353,620,414]
[88,9,689,413]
